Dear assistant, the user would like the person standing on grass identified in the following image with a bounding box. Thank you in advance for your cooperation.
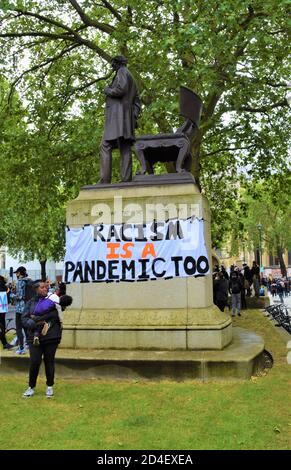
[21,280,62,398]
[229,269,243,317]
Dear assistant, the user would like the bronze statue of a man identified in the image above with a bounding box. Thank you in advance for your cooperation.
[99,55,141,183]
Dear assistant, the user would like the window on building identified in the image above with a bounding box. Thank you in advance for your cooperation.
[269,253,280,266]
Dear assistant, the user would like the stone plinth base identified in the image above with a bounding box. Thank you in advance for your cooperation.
[0,328,265,381]
[64,177,232,350]
[61,306,232,350]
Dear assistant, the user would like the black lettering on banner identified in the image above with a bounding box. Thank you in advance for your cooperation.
[171,256,183,276]
[138,259,150,279]
[184,256,196,275]
[135,224,147,241]
[73,261,84,282]
[93,224,105,241]
[64,261,75,283]
[108,260,119,280]
[152,258,166,278]
[96,261,106,280]
[120,224,132,241]
[166,221,184,240]
[84,261,95,282]
[197,255,209,274]
[107,225,121,242]
[121,260,135,280]
[150,221,164,241]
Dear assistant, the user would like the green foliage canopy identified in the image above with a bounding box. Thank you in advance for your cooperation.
[229,173,291,275]
[0,0,290,261]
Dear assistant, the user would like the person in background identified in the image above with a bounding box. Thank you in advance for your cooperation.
[283,278,289,297]
[213,272,229,312]
[277,280,284,304]
[271,280,277,298]
[11,266,31,355]
[229,269,243,317]
[220,265,229,281]
[0,275,13,350]
[56,282,66,297]
[242,263,252,297]
[251,261,260,297]
[239,269,247,310]
[267,274,273,293]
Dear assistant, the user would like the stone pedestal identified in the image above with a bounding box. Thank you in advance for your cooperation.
[63,174,232,350]
[0,328,266,381]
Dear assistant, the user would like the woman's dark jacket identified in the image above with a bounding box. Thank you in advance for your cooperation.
[22,295,62,344]
[0,281,7,292]
[214,278,229,302]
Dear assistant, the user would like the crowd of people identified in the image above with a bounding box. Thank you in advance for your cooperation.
[268,278,290,302]
[213,261,290,317]
[0,266,72,399]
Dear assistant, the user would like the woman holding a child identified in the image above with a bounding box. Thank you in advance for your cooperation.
[21,280,63,398]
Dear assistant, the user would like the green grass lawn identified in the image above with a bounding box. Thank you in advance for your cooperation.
[0,309,290,450]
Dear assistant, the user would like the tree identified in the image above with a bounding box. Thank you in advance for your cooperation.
[0,0,290,248]
[0,79,71,278]
[229,173,291,276]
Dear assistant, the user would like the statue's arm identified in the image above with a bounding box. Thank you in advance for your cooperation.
[104,68,127,98]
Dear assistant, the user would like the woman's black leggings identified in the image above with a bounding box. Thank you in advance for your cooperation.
[15,313,25,349]
[28,342,59,388]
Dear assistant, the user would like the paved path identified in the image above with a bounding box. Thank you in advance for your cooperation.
[268,293,291,308]
[6,305,16,329]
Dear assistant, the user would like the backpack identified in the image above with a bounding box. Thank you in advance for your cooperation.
[23,278,35,302]
[231,276,241,294]
[259,287,265,296]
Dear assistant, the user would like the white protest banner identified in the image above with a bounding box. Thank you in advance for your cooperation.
[63,218,210,283]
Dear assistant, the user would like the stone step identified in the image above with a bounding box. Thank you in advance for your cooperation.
[0,328,265,381]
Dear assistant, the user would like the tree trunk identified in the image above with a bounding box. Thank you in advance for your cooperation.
[277,248,287,278]
[40,259,47,281]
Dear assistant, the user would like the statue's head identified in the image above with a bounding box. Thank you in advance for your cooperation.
[111,55,128,71]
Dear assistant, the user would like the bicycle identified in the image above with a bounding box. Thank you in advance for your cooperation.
[264,304,291,334]
[0,317,17,343]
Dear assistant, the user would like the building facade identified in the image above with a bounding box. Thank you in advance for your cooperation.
[0,246,63,282]
[217,245,291,277]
